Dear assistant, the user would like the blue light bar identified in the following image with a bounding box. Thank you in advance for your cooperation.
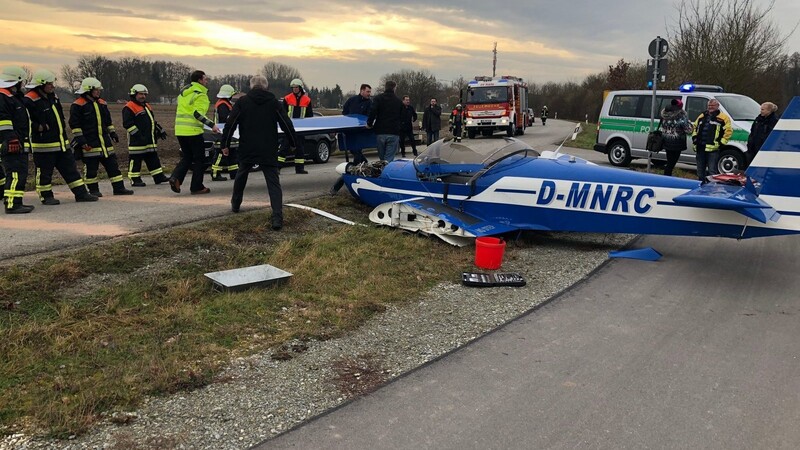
[679,83,695,92]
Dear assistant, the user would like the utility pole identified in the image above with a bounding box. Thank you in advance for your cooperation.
[492,42,497,77]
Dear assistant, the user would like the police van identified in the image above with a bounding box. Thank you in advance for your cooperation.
[593,84,760,173]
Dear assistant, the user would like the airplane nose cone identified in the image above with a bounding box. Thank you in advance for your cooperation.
[335,162,348,175]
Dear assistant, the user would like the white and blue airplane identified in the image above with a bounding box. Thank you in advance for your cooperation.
[291,98,800,246]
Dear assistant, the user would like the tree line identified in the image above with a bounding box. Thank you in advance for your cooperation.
[55,0,798,118]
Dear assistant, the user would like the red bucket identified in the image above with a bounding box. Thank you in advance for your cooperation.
[474,237,506,270]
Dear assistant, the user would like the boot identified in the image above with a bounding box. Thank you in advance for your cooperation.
[231,195,242,213]
[131,177,146,187]
[295,165,308,175]
[112,181,134,195]
[5,198,34,214]
[271,216,283,231]
[211,174,226,181]
[75,190,99,202]
[87,182,103,197]
[229,170,237,180]
[41,197,60,205]
[153,174,169,184]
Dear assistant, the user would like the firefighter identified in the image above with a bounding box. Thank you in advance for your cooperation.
[69,77,134,196]
[122,84,169,186]
[0,66,34,213]
[170,70,218,194]
[211,84,239,181]
[541,105,548,126]
[23,69,97,204]
[278,78,311,174]
[449,104,464,142]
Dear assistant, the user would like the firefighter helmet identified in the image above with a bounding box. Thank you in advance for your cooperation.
[129,84,149,95]
[456,104,462,109]
[290,78,304,88]
[25,69,56,89]
[75,77,103,94]
[0,66,27,88]
[217,84,236,98]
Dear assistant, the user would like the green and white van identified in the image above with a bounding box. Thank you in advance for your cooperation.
[593,85,761,173]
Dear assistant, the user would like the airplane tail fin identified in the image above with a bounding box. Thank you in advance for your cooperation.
[746,96,800,198]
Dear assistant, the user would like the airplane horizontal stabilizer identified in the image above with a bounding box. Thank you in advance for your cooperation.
[672,183,779,224]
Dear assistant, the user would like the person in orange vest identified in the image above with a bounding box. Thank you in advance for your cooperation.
[69,77,134,197]
[278,78,312,174]
[449,104,464,142]
[211,84,239,181]
[122,84,169,186]
[23,69,97,205]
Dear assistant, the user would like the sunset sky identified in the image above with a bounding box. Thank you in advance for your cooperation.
[2,0,798,93]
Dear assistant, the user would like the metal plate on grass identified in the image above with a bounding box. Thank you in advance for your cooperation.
[205,264,293,292]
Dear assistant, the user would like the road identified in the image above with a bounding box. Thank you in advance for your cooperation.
[258,234,800,449]
[2,120,580,259]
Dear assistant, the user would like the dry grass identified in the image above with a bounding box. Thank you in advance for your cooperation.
[0,195,471,437]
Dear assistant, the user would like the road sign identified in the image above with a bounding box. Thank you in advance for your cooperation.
[647,58,668,82]
[648,37,669,59]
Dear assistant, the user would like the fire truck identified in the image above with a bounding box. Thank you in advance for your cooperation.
[464,75,529,139]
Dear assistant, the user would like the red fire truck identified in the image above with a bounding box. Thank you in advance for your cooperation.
[464,75,529,139]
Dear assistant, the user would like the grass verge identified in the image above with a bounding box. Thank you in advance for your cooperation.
[564,122,598,150]
[0,195,471,437]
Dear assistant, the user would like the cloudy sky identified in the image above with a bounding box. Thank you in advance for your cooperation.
[2,0,798,93]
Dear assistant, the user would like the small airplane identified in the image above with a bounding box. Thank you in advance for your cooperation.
[285,97,800,246]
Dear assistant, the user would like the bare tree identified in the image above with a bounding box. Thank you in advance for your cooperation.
[261,62,302,96]
[380,69,438,111]
[60,64,82,92]
[668,0,792,97]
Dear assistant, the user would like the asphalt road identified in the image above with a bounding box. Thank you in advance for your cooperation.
[258,234,800,450]
[1,120,579,260]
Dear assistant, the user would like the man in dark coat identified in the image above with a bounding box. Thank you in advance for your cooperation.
[421,98,442,145]
[399,95,418,157]
[746,101,779,168]
[367,80,403,162]
[220,75,298,230]
[341,83,372,164]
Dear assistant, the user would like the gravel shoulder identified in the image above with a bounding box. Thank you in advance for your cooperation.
[5,232,635,450]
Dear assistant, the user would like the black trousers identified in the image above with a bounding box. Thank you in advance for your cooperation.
[33,150,86,199]
[399,128,417,156]
[174,135,208,192]
[129,152,166,180]
[663,150,682,177]
[278,139,305,172]
[83,153,125,192]
[2,151,28,207]
[231,163,283,220]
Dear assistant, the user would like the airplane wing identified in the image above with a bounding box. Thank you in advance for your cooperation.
[671,181,780,224]
[287,114,368,135]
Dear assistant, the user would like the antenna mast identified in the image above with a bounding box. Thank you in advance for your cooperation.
[492,42,497,77]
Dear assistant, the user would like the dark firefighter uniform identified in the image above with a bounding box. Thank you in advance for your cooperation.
[69,95,133,196]
[278,90,312,173]
[0,87,32,213]
[449,106,464,142]
[122,100,169,185]
[24,88,96,204]
[211,98,239,180]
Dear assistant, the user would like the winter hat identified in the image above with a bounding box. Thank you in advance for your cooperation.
[671,98,683,108]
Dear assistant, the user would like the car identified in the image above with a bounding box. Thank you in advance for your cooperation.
[593,84,760,174]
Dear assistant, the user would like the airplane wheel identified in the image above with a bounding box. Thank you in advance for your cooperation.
[717,148,744,174]
[607,140,632,167]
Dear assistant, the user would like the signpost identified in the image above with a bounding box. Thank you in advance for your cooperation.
[647,36,669,171]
